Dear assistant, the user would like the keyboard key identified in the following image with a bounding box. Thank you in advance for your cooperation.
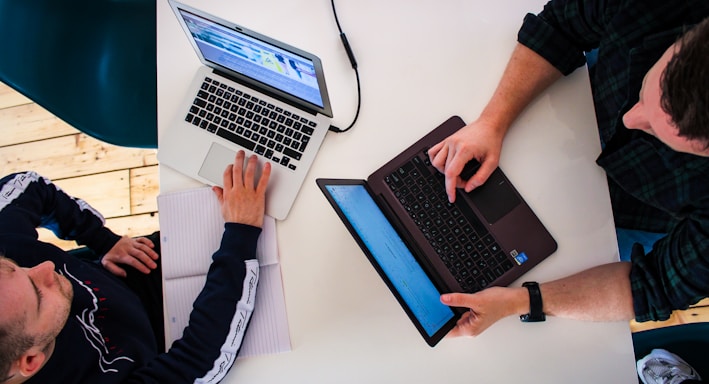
[301,126,315,136]
[283,147,302,161]
[216,128,255,150]
[193,98,207,108]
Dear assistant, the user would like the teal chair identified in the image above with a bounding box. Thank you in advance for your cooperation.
[633,322,709,381]
[0,0,157,148]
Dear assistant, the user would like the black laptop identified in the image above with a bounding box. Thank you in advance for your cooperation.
[316,115,557,346]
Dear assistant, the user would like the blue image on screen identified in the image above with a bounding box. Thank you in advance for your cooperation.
[326,184,454,337]
[180,10,324,108]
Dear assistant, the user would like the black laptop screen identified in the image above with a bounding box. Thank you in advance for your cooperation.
[178,9,325,109]
[325,184,455,337]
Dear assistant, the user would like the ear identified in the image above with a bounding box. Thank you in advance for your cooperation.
[16,346,48,379]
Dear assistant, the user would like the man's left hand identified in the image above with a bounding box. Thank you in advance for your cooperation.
[102,236,159,277]
[441,286,526,337]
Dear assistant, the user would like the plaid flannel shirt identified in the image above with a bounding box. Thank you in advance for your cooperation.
[517,0,709,321]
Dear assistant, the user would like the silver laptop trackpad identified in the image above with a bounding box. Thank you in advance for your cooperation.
[198,142,237,186]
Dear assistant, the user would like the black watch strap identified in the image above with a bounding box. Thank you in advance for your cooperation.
[520,281,546,322]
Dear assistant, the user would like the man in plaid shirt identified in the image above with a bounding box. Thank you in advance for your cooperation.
[428,0,709,335]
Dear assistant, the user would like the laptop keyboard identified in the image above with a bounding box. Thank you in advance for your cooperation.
[384,151,515,293]
[184,77,317,171]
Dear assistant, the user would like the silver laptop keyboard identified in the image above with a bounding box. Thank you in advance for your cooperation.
[385,150,514,292]
[184,77,317,171]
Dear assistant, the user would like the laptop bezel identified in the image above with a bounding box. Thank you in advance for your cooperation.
[316,178,462,347]
[168,0,333,118]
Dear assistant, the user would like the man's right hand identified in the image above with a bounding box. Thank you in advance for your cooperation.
[428,43,564,204]
[212,150,271,228]
[427,118,504,203]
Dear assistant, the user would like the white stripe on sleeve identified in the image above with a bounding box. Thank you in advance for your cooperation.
[196,259,259,383]
[0,171,41,212]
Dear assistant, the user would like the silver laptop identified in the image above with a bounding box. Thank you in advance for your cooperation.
[159,0,333,220]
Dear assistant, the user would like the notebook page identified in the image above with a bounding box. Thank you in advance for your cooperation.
[158,186,290,357]
[163,265,291,358]
[158,186,279,280]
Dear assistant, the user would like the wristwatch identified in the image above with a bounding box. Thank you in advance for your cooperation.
[520,281,546,322]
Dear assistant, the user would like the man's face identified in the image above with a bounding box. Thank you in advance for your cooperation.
[622,43,709,157]
[0,258,73,347]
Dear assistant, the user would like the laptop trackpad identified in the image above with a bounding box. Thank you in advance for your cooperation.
[198,142,236,186]
[464,169,521,224]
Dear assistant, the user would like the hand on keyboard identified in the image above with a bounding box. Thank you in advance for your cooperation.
[427,118,504,203]
[212,150,271,228]
[386,151,514,293]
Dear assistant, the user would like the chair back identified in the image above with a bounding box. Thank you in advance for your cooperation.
[0,0,157,148]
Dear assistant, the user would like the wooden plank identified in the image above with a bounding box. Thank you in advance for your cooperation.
[105,212,160,238]
[0,103,78,146]
[630,298,709,333]
[0,82,31,109]
[676,305,709,324]
[145,150,158,165]
[3,80,161,257]
[694,297,709,307]
[130,165,160,214]
[52,170,131,218]
[36,228,77,251]
[630,314,683,333]
[37,212,160,251]
[0,133,158,180]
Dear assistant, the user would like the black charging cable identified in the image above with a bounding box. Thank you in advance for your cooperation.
[329,0,361,133]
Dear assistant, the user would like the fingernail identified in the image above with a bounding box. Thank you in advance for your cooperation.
[441,294,451,303]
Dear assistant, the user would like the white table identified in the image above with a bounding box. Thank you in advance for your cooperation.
[157,0,638,382]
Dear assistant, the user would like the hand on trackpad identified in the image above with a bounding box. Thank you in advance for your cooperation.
[198,142,239,186]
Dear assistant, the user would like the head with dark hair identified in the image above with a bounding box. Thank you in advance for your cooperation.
[0,322,34,383]
[0,256,71,383]
[623,17,709,156]
[660,17,709,149]
[0,258,33,382]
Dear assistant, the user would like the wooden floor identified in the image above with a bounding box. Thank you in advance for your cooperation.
[1,81,706,334]
[0,82,159,250]
[630,298,709,332]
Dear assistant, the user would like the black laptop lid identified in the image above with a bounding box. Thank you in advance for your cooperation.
[317,179,460,347]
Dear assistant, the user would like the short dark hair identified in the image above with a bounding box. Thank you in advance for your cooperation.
[661,17,709,149]
[0,256,34,382]
[0,325,33,382]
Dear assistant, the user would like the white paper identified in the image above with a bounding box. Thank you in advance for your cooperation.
[158,186,290,358]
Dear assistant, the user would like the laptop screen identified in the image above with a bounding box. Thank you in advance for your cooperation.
[324,183,455,337]
[178,9,325,109]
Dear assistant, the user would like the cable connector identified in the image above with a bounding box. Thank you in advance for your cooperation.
[340,33,358,69]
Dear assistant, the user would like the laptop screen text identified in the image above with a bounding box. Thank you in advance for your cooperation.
[179,9,324,109]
